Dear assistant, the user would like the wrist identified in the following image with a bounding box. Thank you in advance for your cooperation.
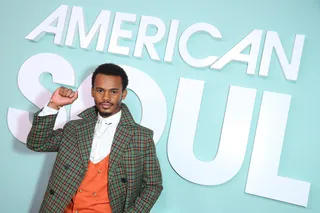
[48,100,61,110]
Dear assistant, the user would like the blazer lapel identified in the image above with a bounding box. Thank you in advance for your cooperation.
[76,107,98,170]
[108,125,132,178]
[108,103,135,178]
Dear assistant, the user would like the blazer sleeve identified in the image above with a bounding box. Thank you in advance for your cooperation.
[126,132,163,213]
[26,109,64,152]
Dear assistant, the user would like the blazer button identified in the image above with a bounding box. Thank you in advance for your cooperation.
[121,178,127,183]
[64,164,70,170]
[49,189,55,195]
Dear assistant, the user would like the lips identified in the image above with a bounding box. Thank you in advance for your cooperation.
[100,102,113,109]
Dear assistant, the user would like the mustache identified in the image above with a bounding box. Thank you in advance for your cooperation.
[99,101,113,105]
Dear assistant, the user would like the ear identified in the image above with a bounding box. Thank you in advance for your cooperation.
[91,87,94,97]
[121,89,128,100]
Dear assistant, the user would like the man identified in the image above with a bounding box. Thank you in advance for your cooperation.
[27,63,163,213]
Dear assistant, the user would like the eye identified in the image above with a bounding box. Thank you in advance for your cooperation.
[111,90,118,94]
[97,89,103,93]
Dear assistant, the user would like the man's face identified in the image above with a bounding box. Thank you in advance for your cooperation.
[91,74,127,117]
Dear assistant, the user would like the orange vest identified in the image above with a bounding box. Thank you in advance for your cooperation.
[64,155,112,213]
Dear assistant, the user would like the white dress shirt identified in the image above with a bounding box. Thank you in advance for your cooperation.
[39,104,121,164]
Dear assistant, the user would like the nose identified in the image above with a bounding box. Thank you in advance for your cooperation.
[102,91,111,101]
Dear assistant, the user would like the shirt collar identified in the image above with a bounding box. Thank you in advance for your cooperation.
[97,110,122,125]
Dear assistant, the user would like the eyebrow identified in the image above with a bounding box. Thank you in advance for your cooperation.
[95,87,120,90]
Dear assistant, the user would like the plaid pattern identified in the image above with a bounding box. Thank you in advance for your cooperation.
[27,103,163,213]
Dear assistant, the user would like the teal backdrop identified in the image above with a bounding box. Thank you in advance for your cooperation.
[1,0,320,212]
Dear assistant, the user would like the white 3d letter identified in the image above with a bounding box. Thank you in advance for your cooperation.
[25,5,68,45]
[246,91,310,207]
[7,53,75,143]
[168,78,256,185]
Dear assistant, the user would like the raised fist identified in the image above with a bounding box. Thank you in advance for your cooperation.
[48,86,78,110]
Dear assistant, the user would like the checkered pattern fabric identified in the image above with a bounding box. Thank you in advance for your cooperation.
[27,104,163,213]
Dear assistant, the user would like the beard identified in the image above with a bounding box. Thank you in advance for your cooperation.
[98,111,112,118]
[94,105,113,118]
[94,99,122,118]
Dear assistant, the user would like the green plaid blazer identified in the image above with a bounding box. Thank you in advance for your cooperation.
[27,103,163,213]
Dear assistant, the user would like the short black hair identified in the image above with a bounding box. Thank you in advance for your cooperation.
[91,63,129,90]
